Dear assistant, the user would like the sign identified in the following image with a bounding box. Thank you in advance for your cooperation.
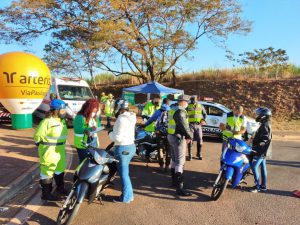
[123,92,135,105]
[0,52,51,129]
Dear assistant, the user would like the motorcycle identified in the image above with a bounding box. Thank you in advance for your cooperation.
[56,129,118,225]
[211,138,255,201]
[135,126,158,162]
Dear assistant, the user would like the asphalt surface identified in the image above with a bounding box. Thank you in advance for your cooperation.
[2,131,300,225]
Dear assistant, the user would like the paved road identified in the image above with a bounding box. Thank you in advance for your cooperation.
[4,131,300,225]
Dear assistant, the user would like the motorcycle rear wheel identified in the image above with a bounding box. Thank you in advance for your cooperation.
[211,175,229,201]
[57,189,81,225]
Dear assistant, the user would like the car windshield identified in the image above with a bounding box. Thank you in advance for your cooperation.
[58,85,94,101]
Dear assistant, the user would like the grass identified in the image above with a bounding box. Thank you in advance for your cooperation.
[88,64,300,85]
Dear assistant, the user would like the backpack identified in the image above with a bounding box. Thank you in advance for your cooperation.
[155,110,168,135]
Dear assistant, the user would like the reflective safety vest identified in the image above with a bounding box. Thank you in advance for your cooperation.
[167,108,188,135]
[105,99,114,117]
[143,102,160,132]
[187,103,203,123]
[100,95,107,104]
[74,115,100,149]
[34,117,68,176]
[222,115,245,140]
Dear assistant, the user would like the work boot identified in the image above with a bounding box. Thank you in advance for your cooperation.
[171,168,176,187]
[175,172,192,197]
[187,143,192,161]
[40,179,59,201]
[54,173,68,196]
[196,143,202,160]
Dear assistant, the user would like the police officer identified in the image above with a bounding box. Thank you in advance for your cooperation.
[186,95,207,160]
[142,95,161,133]
[105,93,115,128]
[34,99,68,201]
[220,105,247,153]
[167,95,193,196]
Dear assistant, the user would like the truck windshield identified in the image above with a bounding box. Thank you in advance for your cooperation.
[58,85,94,101]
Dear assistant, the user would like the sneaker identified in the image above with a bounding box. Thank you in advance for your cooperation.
[260,186,267,191]
[249,187,260,193]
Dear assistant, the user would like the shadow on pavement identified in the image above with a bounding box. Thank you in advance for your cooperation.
[267,160,300,168]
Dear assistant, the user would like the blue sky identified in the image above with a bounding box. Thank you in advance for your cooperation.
[0,0,300,74]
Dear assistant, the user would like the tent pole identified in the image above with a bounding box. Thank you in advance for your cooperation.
[147,93,150,102]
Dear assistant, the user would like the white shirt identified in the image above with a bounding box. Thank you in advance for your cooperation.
[109,111,136,146]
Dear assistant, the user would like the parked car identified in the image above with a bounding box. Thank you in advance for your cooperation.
[0,103,11,123]
[169,100,259,139]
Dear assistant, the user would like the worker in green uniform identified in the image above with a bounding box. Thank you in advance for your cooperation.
[34,99,68,201]
[142,95,161,133]
[105,93,115,128]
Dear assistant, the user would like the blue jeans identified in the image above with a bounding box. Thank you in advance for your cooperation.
[251,156,267,189]
[114,144,136,202]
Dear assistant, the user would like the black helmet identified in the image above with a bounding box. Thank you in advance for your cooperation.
[114,98,129,115]
[255,107,272,122]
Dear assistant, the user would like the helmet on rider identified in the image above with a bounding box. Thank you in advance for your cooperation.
[114,98,129,117]
[254,107,272,122]
[50,99,66,111]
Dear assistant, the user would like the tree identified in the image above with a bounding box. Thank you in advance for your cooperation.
[234,47,289,78]
[0,0,251,83]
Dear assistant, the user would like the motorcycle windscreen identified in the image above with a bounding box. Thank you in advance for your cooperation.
[224,149,246,168]
[78,160,103,183]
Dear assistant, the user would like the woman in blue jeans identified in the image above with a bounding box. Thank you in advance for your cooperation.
[250,107,272,193]
[109,99,136,203]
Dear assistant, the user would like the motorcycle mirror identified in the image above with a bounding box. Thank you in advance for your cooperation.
[122,151,130,155]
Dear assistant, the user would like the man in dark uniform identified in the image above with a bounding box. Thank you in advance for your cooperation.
[167,95,193,196]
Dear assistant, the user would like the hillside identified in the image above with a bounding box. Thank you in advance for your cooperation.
[94,78,300,121]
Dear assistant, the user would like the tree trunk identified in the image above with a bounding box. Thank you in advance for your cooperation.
[172,69,177,87]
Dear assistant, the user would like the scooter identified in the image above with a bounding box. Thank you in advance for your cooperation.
[211,138,255,201]
[135,126,158,162]
[56,129,118,225]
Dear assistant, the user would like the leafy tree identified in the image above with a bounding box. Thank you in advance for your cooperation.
[0,0,251,83]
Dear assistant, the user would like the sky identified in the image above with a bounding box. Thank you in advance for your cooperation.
[0,0,300,75]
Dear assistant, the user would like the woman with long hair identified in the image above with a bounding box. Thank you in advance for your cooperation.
[73,99,101,162]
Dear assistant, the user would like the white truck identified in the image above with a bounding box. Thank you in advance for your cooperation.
[34,77,95,126]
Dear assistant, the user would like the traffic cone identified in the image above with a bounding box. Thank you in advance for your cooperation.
[293,189,300,198]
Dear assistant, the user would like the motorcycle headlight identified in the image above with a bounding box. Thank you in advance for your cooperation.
[235,143,246,153]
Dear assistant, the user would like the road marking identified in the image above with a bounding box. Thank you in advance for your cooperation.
[7,142,74,225]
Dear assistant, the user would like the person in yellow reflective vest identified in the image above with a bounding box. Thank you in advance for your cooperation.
[186,96,207,161]
[74,99,101,162]
[100,92,108,104]
[34,99,68,201]
[167,95,193,196]
[142,95,161,132]
[220,105,247,154]
[105,93,115,128]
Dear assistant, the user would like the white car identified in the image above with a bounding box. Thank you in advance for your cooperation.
[170,100,259,138]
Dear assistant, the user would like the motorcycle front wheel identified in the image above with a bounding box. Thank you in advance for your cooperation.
[211,174,229,201]
[57,189,81,225]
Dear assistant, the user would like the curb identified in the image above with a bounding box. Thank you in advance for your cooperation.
[0,163,39,206]
[0,142,74,207]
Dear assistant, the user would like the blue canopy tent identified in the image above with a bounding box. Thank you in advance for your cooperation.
[122,81,184,104]
[122,81,184,95]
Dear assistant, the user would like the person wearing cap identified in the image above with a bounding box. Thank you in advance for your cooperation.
[109,98,136,203]
[142,95,161,133]
[167,94,193,196]
[144,98,171,172]
[73,99,101,162]
[105,93,115,128]
[186,95,207,160]
[34,99,68,201]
